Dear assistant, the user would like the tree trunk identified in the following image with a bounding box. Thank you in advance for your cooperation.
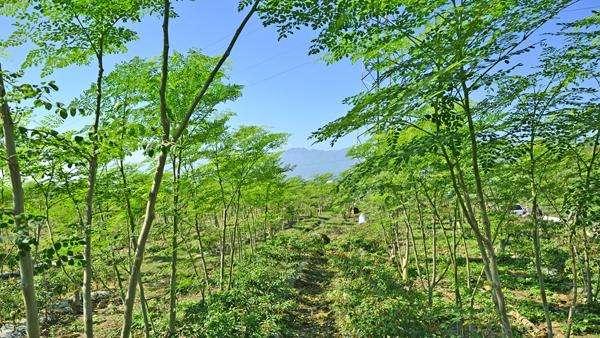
[219,207,228,291]
[228,191,242,288]
[82,48,104,338]
[168,155,181,336]
[194,215,211,296]
[566,131,599,336]
[264,187,271,237]
[442,138,510,335]
[120,158,136,258]
[402,223,410,282]
[120,147,169,338]
[399,196,423,284]
[119,158,151,336]
[120,0,172,334]
[581,229,593,304]
[120,0,260,334]
[249,210,256,255]
[415,193,432,305]
[581,131,599,305]
[528,129,553,337]
[112,249,126,303]
[462,81,512,337]
[451,214,464,336]
[565,231,578,338]
[390,219,403,279]
[1,64,40,338]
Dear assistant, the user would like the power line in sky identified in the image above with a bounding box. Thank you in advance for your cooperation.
[563,5,598,12]
[203,24,262,55]
[246,59,318,87]
[236,49,296,74]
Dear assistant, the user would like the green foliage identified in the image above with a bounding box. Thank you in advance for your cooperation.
[180,231,319,337]
[567,304,600,334]
[327,230,455,336]
[6,0,158,75]
[37,236,86,270]
[1,1,600,337]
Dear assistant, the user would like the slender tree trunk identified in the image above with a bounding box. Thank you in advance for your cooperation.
[415,193,432,304]
[82,45,105,338]
[595,266,600,301]
[219,207,228,291]
[194,215,211,295]
[528,129,553,337]
[238,213,244,260]
[451,213,464,336]
[390,219,403,279]
[120,0,260,334]
[121,147,169,338]
[112,250,126,304]
[168,155,181,336]
[120,0,172,334]
[120,159,136,258]
[264,187,271,237]
[138,278,152,338]
[581,229,593,304]
[402,222,410,282]
[228,191,241,288]
[532,216,553,335]
[581,131,599,305]
[566,131,599,336]
[119,158,151,336]
[399,196,423,284]
[442,139,508,334]
[565,231,578,338]
[462,224,471,291]
[461,81,512,336]
[1,64,40,338]
[249,211,256,255]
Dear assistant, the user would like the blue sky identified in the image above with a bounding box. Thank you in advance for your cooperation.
[0,1,598,150]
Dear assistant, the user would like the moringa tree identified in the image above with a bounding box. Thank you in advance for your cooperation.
[253,0,579,335]
[541,12,600,335]
[119,1,261,336]
[7,1,154,335]
[200,125,288,290]
[0,66,60,338]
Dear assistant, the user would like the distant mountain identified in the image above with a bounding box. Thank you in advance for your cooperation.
[281,148,357,179]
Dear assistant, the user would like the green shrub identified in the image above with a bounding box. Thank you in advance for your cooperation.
[180,230,309,337]
[327,247,454,337]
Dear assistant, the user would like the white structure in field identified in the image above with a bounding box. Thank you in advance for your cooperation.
[358,213,367,224]
[511,204,561,223]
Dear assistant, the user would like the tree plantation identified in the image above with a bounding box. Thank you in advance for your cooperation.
[0,0,599,337]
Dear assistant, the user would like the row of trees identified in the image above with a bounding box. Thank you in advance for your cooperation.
[251,0,599,336]
[0,0,323,336]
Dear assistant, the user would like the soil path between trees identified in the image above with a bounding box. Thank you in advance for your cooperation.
[292,219,339,337]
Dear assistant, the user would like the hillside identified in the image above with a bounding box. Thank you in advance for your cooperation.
[281,148,357,179]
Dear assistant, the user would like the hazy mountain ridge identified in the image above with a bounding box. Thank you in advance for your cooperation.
[281,147,357,179]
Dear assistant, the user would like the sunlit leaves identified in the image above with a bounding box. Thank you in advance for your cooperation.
[6,0,157,75]
[37,236,86,270]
